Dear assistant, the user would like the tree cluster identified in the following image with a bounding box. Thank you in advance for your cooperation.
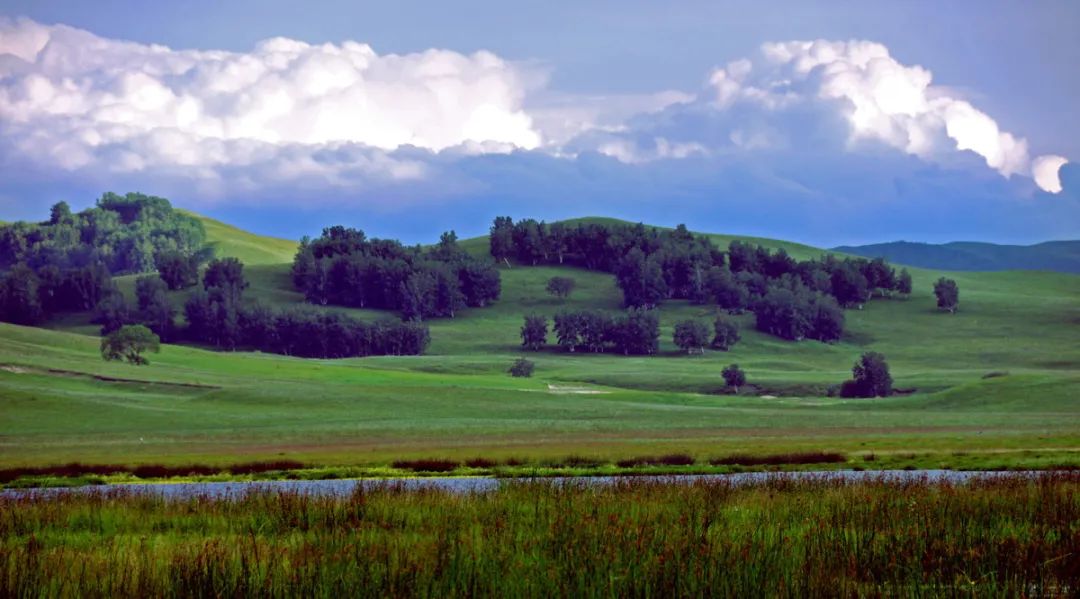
[185,257,429,357]
[0,193,207,275]
[1,261,114,326]
[546,308,660,355]
[292,228,500,321]
[489,217,912,344]
[934,277,959,313]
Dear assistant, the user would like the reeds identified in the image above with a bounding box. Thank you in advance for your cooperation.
[1,473,1077,596]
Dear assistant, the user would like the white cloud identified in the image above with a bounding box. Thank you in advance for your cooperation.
[701,39,1067,192]
[1032,155,1068,194]
[0,18,1070,206]
[0,16,540,190]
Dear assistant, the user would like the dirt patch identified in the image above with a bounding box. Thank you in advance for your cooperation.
[1,364,220,390]
[548,384,610,395]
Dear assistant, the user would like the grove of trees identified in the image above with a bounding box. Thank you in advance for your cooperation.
[488,217,911,344]
[292,227,500,321]
[540,308,661,355]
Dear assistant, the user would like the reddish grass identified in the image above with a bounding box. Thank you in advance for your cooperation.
[227,460,305,475]
[464,458,497,468]
[709,452,846,467]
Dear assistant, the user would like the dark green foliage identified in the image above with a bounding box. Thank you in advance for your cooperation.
[616,248,667,308]
[862,257,897,296]
[489,216,515,265]
[830,261,870,307]
[552,308,659,355]
[673,319,709,354]
[292,226,500,319]
[545,276,576,299]
[0,192,206,275]
[722,363,746,391]
[520,314,548,350]
[156,250,200,290]
[755,278,844,342]
[0,264,44,325]
[934,277,959,313]
[896,268,913,295]
[711,315,740,350]
[100,324,160,365]
[135,275,175,341]
[841,352,893,398]
[509,357,535,377]
[202,257,248,301]
[705,266,750,312]
[91,288,133,335]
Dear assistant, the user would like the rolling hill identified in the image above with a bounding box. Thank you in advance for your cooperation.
[2,211,1078,473]
[833,240,1080,273]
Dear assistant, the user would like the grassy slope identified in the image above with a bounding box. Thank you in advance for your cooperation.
[180,210,298,265]
[2,215,1078,469]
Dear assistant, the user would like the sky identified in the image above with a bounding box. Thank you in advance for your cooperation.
[0,0,1077,246]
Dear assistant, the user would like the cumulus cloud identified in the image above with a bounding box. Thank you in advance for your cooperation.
[0,16,1071,217]
[0,16,540,193]
[696,39,1066,192]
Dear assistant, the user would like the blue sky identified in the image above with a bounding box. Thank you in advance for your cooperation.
[0,1,1077,245]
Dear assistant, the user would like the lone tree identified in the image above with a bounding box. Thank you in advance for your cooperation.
[722,363,746,393]
[673,319,710,354]
[896,268,913,297]
[100,324,160,365]
[509,357,535,378]
[711,315,740,350]
[933,277,959,313]
[520,314,548,351]
[545,276,576,300]
[841,351,892,398]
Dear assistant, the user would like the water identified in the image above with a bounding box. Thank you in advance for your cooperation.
[1,469,1037,499]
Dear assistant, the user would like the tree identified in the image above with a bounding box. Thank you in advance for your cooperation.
[706,266,749,312]
[553,310,583,352]
[673,319,710,354]
[840,352,893,398]
[489,216,515,267]
[91,289,132,335]
[722,364,746,392]
[509,357,535,378]
[100,324,160,365]
[49,201,72,225]
[933,277,959,313]
[830,262,869,308]
[520,314,548,351]
[203,257,248,301]
[711,315,740,350]
[545,276,576,300]
[616,248,667,308]
[135,275,175,340]
[896,268,913,296]
[156,250,200,290]
[614,307,660,355]
[0,264,44,325]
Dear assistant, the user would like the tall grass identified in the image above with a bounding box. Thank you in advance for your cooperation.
[1,474,1077,596]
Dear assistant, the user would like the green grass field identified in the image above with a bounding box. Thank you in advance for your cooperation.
[2,214,1078,473]
[3,475,1077,596]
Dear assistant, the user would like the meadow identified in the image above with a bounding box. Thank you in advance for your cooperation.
[0,215,1077,479]
[1,474,1077,596]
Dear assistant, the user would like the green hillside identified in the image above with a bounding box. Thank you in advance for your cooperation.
[180,210,298,265]
[2,213,1078,473]
[833,239,1080,273]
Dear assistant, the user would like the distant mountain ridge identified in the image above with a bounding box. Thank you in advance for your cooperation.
[832,240,1080,273]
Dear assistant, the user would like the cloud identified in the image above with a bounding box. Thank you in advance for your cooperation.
[0,18,1074,244]
[693,40,1065,192]
[0,15,540,191]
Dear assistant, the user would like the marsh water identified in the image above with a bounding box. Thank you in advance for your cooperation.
[2,469,1035,499]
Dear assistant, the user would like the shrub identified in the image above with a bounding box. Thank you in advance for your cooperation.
[545,276,576,300]
[100,324,160,365]
[722,364,746,392]
[509,358,535,378]
[711,315,740,350]
[840,352,893,398]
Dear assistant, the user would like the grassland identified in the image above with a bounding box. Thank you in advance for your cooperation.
[2,474,1077,596]
[1,214,1078,478]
